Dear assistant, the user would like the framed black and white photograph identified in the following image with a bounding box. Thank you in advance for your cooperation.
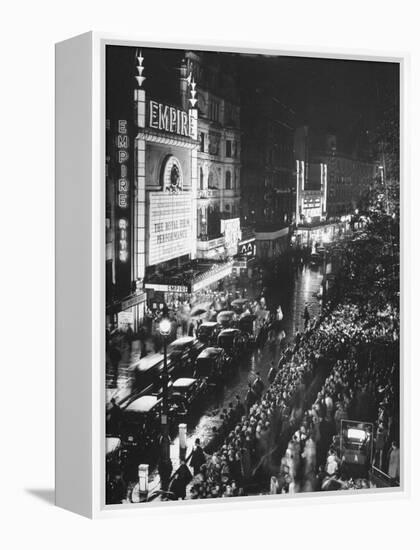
[55,33,405,518]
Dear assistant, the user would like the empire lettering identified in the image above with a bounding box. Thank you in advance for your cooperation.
[149,100,190,137]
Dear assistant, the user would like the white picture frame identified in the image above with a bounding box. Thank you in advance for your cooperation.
[55,32,409,518]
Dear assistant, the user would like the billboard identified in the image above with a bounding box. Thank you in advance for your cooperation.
[221,217,241,256]
[147,192,193,266]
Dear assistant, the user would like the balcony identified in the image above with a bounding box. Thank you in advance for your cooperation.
[197,189,219,199]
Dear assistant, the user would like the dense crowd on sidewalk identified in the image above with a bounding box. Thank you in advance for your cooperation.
[173,300,399,500]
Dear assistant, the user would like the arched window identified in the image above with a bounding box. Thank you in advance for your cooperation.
[208,170,218,190]
[225,170,231,190]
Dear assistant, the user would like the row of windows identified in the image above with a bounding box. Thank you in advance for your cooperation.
[199,167,237,190]
[200,132,238,158]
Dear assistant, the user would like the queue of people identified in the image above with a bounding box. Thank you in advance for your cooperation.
[172,299,399,500]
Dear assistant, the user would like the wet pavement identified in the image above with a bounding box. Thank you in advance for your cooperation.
[160,264,325,485]
[106,260,327,494]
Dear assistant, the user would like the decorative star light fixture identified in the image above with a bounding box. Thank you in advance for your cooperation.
[135,49,145,88]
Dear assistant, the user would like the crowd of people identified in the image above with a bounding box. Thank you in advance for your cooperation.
[168,299,400,500]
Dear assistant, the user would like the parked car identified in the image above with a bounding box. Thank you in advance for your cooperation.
[131,353,165,396]
[238,313,257,344]
[196,321,221,345]
[120,395,162,451]
[168,336,205,374]
[231,298,249,314]
[168,377,207,419]
[217,328,245,359]
[216,310,238,328]
[194,347,229,383]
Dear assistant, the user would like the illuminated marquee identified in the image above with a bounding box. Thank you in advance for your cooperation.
[147,192,193,266]
[149,100,195,138]
[302,192,322,219]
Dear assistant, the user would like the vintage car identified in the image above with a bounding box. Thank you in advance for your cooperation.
[309,252,323,266]
[196,321,221,345]
[167,377,207,419]
[193,346,229,383]
[238,313,257,344]
[216,310,237,328]
[339,420,374,478]
[217,328,245,359]
[168,336,205,374]
[230,298,249,314]
[120,395,162,450]
[131,353,165,395]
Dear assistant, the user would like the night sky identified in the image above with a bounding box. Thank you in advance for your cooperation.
[107,46,399,156]
[240,54,399,153]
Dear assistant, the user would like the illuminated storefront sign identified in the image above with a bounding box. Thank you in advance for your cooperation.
[221,218,241,256]
[118,219,129,262]
[117,311,134,329]
[144,283,189,293]
[238,238,256,258]
[147,192,193,266]
[149,100,195,138]
[302,192,322,219]
[116,119,130,262]
[121,291,147,310]
[116,120,130,210]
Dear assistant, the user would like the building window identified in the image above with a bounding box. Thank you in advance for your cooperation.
[199,167,204,190]
[225,139,232,158]
[208,170,218,190]
[209,100,220,122]
[209,132,220,156]
[200,132,205,152]
[225,170,231,190]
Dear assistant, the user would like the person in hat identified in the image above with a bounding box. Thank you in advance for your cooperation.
[252,372,265,399]
[189,438,207,476]
[267,361,278,385]
[246,383,258,413]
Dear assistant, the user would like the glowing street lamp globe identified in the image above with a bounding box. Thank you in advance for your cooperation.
[159,318,171,337]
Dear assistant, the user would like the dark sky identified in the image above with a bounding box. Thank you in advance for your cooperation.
[107,46,399,155]
[238,54,399,153]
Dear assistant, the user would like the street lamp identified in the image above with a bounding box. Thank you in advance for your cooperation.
[159,317,172,465]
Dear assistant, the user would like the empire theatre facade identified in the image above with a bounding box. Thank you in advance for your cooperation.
[106,48,236,330]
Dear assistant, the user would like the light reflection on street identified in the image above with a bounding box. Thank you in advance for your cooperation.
[148,264,325,489]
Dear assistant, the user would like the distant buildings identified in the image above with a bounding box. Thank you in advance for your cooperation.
[294,128,378,222]
[241,92,296,260]
[312,134,378,217]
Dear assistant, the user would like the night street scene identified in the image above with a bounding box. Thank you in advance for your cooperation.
[105,46,400,505]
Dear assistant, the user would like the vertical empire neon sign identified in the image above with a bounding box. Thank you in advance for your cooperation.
[116,120,129,262]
